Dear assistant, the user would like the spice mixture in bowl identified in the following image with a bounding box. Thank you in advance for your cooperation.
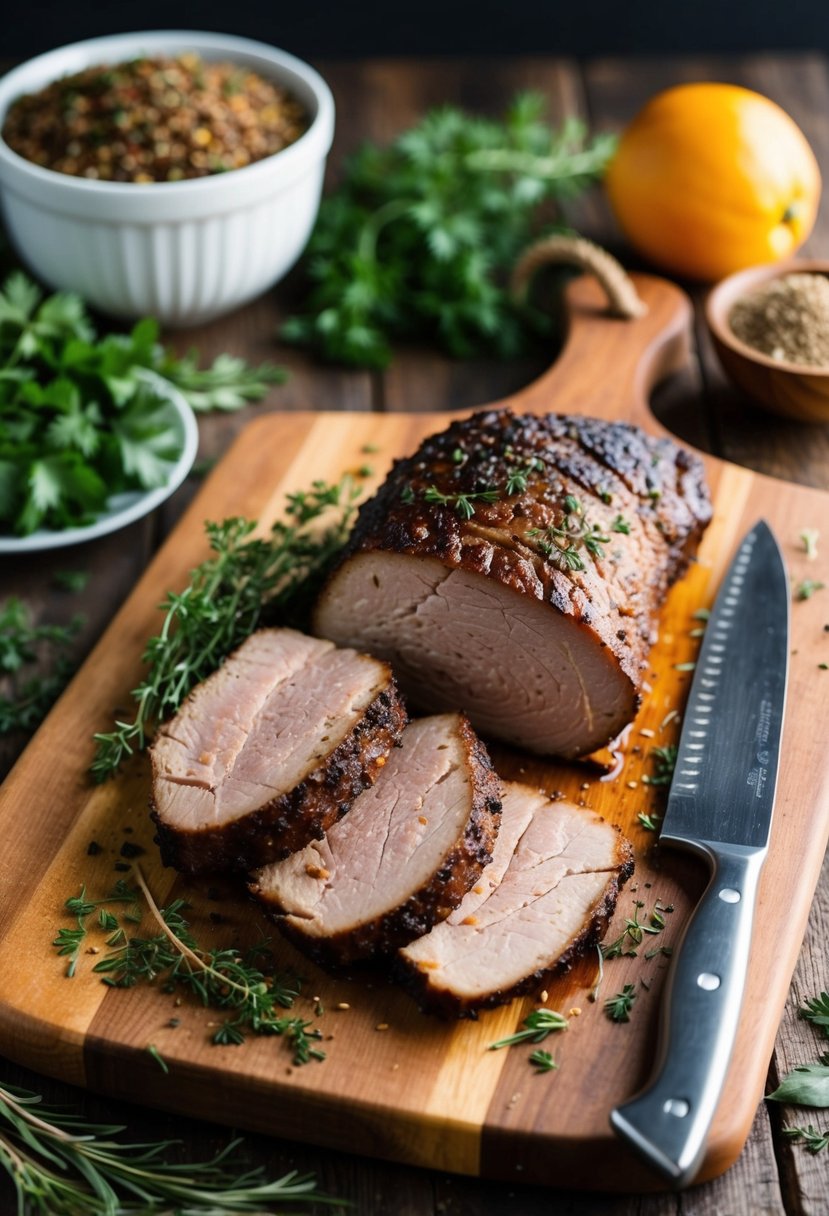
[0,31,334,326]
[705,259,829,422]
[3,54,307,183]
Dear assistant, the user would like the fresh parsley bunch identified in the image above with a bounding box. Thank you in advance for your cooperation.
[282,94,616,367]
[0,273,285,537]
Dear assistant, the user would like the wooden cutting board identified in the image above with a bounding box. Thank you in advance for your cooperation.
[1,273,828,1193]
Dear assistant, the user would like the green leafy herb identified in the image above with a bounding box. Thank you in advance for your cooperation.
[0,272,285,536]
[644,945,673,960]
[528,495,610,572]
[282,96,615,367]
[146,1044,169,1074]
[767,1058,829,1107]
[783,1124,829,1153]
[610,514,631,534]
[0,597,84,735]
[91,475,361,780]
[423,484,500,519]
[56,868,326,1066]
[800,992,829,1037]
[605,984,637,1023]
[641,745,678,787]
[637,811,663,832]
[53,570,89,593]
[601,900,666,959]
[795,579,825,601]
[52,880,138,976]
[0,1082,340,1215]
[692,607,711,621]
[529,1049,558,1073]
[489,1008,569,1050]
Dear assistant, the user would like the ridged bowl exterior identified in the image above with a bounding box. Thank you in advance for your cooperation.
[0,31,334,327]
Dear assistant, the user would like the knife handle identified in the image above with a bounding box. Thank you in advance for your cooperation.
[610,841,766,1188]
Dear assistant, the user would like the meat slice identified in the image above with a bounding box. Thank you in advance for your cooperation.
[314,408,711,757]
[398,781,634,1016]
[150,628,406,875]
[249,714,503,965]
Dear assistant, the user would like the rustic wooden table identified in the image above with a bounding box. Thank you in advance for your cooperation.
[2,52,828,1216]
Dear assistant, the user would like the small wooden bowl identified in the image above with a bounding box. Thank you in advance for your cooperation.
[706,259,829,423]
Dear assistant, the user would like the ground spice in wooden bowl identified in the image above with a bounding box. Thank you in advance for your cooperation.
[728,272,829,368]
[1,53,307,183]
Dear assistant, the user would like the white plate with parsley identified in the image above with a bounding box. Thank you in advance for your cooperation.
[0,369,198,553]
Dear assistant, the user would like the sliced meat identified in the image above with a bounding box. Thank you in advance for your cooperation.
[398,780,634,1016]
[249,714,502,965]
[150,628,407,875]
[314,408,712,757]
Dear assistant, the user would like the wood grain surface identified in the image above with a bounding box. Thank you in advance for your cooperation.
[1,270,828,1196]
[2,52,829,1216]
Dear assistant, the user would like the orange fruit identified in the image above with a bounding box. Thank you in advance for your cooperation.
[605,82,821,282]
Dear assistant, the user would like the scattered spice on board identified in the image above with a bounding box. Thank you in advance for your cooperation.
[728,273,829,367]
[2,54,307,183]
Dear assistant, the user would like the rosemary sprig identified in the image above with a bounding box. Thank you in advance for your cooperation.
[489,1008,569,1050]
[0,1082,342,1215]
[783,1124,829,1153]
[529,1049,558,1073]
[641,745,678,787]
[91,475,361,780]
[637,811,662,832]
[605,984,637,1022]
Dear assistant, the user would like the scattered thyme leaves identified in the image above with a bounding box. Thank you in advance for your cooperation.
[0,1081,339,1215]
[604,984,637,1023]
[423,484,500,520]
[282,96,615,367]
[56,867,326,1067]
[489,1008,569,1050]
[610,514,630,534]
[91,475,361,780]
[637,811,663,832]
[527,495,610,572]
[601,900,666,960]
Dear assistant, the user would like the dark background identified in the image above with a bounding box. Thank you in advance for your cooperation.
[7,0,829,59]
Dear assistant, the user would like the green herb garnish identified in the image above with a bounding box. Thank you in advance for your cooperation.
[529,1049,558,1073]
[0,273,284,536]
[767,1057,829,1107]
[0,1082,339,1215]
[795,579,825,601]
[800,992,829,1037]
[282,96,615,367]
[91,475,361,781]
[489,1008,569,1050]
[0,598,83,736]
[641,745,678,787]
[783,1124,829,1153]
[601,900,666,959]
[604,984,637,1023]
[423,484,500,519]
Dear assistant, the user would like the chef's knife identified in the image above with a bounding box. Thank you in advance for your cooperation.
[610,519,789,1188]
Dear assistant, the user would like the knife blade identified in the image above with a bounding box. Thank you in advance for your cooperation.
[610,519,789,1188]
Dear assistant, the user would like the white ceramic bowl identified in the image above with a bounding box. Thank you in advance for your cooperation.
[0,31,335,327]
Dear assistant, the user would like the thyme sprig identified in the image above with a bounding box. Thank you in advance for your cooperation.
[528,494,610,572]
[52,880,140,977]
[489,1008,569,1050]
[423,484,500,520]
[783,1124,829,1153]
[0,1082,341,1215]
[91,475,361,780]
[601,900,667,960]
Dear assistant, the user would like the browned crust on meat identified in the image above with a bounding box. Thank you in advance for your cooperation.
[314,408,711,752]
[150,677,407,876]
[396,825,635,1018]
[253,716,503,966]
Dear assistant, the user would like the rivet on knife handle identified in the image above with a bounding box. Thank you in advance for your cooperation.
[611,841,766,1187]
